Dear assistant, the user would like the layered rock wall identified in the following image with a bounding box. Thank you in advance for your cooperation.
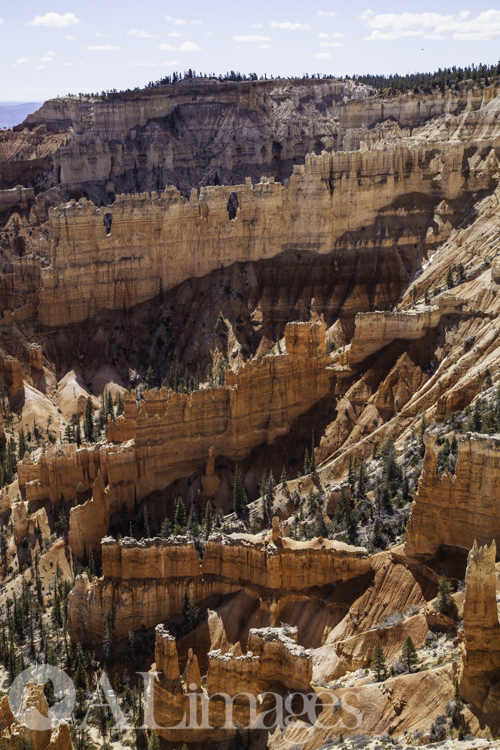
[405,433,500,558]
[38,138,496,327]
[67,533,369,644]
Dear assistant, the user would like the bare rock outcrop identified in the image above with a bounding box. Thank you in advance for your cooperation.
[405,433,500,558]
[460,540,500,712]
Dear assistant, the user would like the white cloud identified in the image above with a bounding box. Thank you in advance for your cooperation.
[270,21,310,30]
[35,65,45,69]
[318,10,336,17]
[128,29,157,38]
[163,60,179,65]
[319,32,343,38]
[249,24,263,28]
[64,35,75,39]
[16,57,29,64]
[0,18,3,25]
[86,45,120,50]
[260,44,271,48]
[168,32,181,37]
[319,41,343,47]
[95,32,108,37]
[178,41,201,51]
[315,52,331,58]
[41,56,54,62]
[318,33,329,38]
[204,32,213,36]
[165,16,202,25]
[129,62,160,67]
[159,43,175,50]
[64,62,72,66]
[361,10,500,42]
[45,51,56,56]
[233,34,271,41]
[28,12,80,28]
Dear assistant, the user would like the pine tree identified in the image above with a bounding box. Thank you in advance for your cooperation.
[446,266,454,289]
[471,398,482,432]
[310,431,316,471]
[73,644,87,690]
[173,498,187,535]
[18,428,27,460]
[104,607,114,659]
[83,397,94,442]
[107,391,114,418]
[76,419,82,447]
[204,502,213,539]
[117,393,124,416]
[357,459,367,498]
[148,729,160,750]
[436,576,458,619]
[87,546,95,581]
[233,464,247,513]
[400,636,418,673]
[303,447,310,476]
[371,643,387,682]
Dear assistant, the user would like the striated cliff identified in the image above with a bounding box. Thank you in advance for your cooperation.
[19,79,498,199]
[67,531,369,644]
[38,136,496,327]
[405,433,500,558]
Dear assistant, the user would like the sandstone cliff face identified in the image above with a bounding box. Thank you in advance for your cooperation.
[21,80,496,200]
[460,540,500,712]
[38,136,494,327]
[405,433,500,558]
[67,532,368,644]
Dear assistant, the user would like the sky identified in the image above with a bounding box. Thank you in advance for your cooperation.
[1,1,500,102]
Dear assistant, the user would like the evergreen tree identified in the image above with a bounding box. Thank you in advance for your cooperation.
[436,576,458,619]
[204,502,213,539]
[310,431,316,472]
[182,590,200,629]
[83,397,94,442]
[446,266,454,289]
[73,644,87,690]
[471,398,482,432]
[117,393,124,416]
[357,459,367,498]
[104,607,114,659]
[371,643,387,682]
[18,428,27,460]
[148,730,160,750]
[400,636,418,673]
[233,464,247,513]
[173,498,187,535]
[303,447,310,475]
[76,419,82,448]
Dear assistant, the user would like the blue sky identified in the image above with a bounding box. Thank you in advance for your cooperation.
[1,2,500,101]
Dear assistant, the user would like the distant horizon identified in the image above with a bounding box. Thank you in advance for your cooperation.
[1,1,500,101]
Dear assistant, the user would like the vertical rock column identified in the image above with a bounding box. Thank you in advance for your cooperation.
[29,343,45,393]
[3,356,24,411]
[460,540,500,710]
